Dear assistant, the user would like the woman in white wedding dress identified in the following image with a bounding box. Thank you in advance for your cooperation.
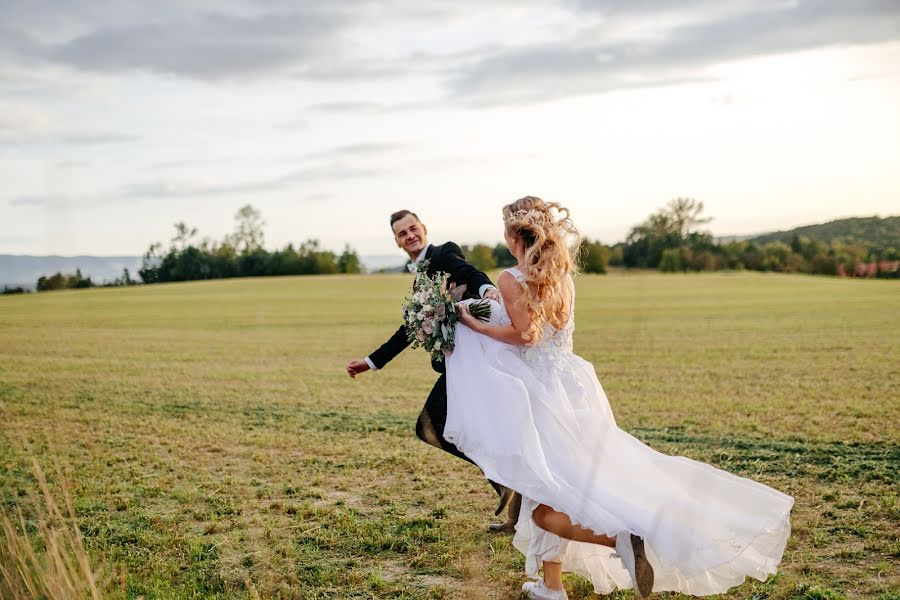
[444,197,793,599]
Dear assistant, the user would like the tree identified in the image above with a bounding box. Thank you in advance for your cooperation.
[169,246,212,281]
[668,198,712,239]
[297,239,340,274]
[237,247,269,277]
[832,242,867,274]
[37,273,60,291]
[171,222,198,250]
[107,268,135,286]
[580,239,610,274]
[2,285,29,294]
[740,243,764,271]
[231,205,265,253]
[719,241,746,270]
[607,244,625,266]
[36,271,93,291]
[492,243,516,268]
[690,250,718,272]
[464,244,496,272]
[810,253,838,276]
[762,242,792,271]
[659,248,682,272]
[337,245,362,274]
[139,242,163,283]
[623,198,712,268]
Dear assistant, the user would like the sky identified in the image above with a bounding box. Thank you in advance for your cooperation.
[1,0,899,257]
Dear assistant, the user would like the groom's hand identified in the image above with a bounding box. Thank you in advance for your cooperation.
[346,359,371,378]
[483,288,501,302]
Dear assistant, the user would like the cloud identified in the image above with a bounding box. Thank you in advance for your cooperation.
[307,101,388,113]
[149,157,241,170]
[304,192,334,203]
[305,99,443,114]
[0,101,52,140]
[2,6,354,81]
[122,163,380,199]
[141,142,410,178]
[8,195,47,207]
[302,142,410,160]
[62,132,140,145]
[0,25,44,64]
[0,1,898,107]
[0,233,36,242]
[0,101,139,145]
[55,159,91,168]
[447,0,900,105]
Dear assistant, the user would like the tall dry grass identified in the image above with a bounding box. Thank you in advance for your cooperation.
[0,451,103,599]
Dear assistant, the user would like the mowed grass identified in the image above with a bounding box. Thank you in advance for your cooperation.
[0,271,897,599]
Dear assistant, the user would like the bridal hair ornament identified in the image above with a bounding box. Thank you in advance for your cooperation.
[505,208,551,227]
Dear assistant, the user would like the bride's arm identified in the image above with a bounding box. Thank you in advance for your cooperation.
[458,271,533,346]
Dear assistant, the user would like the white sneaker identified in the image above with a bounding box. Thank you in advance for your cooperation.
[522,579,568,600]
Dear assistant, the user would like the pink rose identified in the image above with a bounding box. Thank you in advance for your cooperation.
[416,329,427,343]
[422,317,435,335]
[433,304,446,319]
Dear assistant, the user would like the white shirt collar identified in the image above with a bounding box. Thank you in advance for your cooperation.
[407,244,432,273]
[415,244,431,264]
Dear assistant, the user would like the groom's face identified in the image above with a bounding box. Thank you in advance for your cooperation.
[392,214,428,257]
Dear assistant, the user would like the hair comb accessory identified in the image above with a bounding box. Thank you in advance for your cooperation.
[505,208,550,226]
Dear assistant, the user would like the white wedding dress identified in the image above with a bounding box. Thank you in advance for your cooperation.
[444,267,793,596]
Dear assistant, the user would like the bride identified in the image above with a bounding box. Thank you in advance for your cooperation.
[444,196,793,599]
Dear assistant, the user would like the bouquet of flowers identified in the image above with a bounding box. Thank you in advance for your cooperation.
[403,260,491,362]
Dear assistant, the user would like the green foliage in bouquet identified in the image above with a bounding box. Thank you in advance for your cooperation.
[402,261,490,362]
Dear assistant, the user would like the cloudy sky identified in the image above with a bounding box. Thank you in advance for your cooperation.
[2,0,899,257]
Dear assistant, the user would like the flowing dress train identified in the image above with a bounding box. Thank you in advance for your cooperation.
[444,268,792,596]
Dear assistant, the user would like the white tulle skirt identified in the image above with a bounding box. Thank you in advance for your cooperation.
[444,311,793,596]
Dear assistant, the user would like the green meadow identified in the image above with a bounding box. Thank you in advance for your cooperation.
[1,271,898,599]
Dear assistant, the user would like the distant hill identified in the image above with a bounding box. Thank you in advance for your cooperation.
[714,234,759,243]
[746,216,900,249]
[0,255,143,290]
[360,254,406,272]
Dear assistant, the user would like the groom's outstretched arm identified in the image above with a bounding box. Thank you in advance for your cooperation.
[347,325,410,377]
[367,325,411,370]
[441,242,495,298]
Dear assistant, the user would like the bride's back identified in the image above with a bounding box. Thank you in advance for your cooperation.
[501,197,581,344]
[504,267,575,343]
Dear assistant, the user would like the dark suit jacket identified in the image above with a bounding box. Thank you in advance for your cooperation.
[368,242,493,373]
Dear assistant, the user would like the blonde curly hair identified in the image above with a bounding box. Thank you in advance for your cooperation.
[502,196,582,343]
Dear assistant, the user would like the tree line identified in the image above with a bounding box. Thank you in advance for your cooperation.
[11,268,135,293]
[18,205,362,293]
[137,205,361,284]
[611,199,898,277]
[19,201,898,293]
[453,200,898,278]
[458,240,610,274]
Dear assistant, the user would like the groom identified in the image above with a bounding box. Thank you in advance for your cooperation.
[346,209,520,532]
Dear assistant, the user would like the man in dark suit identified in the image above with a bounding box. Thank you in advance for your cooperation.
[346,209,520,531]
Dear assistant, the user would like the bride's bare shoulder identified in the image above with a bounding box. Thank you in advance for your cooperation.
[498,269,523,286]
[498,270,524,300]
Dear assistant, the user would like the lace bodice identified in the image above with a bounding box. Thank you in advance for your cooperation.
[502,267,575,367]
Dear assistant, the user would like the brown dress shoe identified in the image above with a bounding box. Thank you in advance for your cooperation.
[488,490,521,533]
[630,534,654,598]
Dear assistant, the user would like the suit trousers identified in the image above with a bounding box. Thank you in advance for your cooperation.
[415,373,505,498]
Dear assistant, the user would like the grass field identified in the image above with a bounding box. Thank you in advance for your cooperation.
[1,271,898,599]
